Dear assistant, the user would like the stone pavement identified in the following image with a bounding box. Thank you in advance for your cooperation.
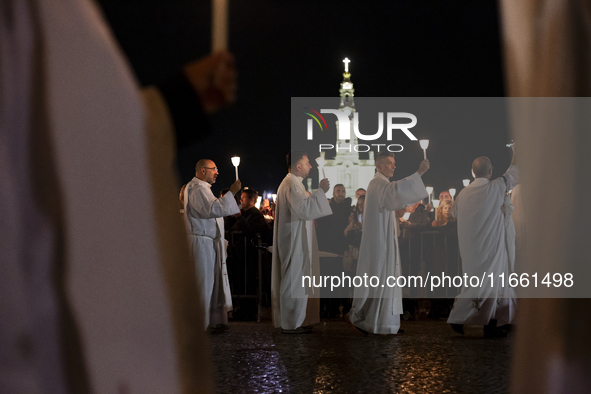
[210,319,513,393]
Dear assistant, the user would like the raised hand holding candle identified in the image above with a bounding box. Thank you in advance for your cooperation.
[231,156,240,180]
[419,139,429,160]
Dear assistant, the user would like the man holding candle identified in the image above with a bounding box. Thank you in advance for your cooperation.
[447,151,518,337]
[345,152,430,335]
[272,152,332,333]
[184,159,241,330]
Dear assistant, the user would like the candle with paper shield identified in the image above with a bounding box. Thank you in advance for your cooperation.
[449,188,456,201]
[402,212,411,221]
[272,194,277,203]
[315,156,326,179]
[231,156,240,180]
[433,199,440,209]
[425,186,433,206]
[463,179,470,187]
[419,139,429,160]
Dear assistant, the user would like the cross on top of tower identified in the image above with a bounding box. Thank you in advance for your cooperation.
[343,57,351,73]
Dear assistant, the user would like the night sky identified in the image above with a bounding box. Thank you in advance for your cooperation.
[98,0,511,199]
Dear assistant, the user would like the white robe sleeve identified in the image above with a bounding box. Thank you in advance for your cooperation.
[492,165,520,195]
[381,172,428,212]
[290,185,332,221]
[502,165,520,191]
[190,188,239,219]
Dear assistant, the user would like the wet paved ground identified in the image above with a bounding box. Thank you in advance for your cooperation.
[210,319,513,393]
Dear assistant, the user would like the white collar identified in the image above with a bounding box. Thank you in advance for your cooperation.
[375,172,389,181]
[193,177,212,189]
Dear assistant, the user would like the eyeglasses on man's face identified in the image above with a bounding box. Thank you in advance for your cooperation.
[203,167,218,172]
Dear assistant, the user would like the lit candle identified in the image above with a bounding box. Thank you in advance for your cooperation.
[231,156,240,180]
[463,179,470,187]
[433,199,440,209]
[212,0,228,52]
[419,139,429,160]
[272,193,277,202]
[425,186,433,205]
[449,188,456,201]
[315,156,326,179]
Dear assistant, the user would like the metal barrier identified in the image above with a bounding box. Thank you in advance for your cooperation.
[398,228,461,298]
[226,227,461,321]
[227,231,268,322]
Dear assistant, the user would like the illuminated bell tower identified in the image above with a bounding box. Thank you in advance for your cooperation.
[320,58,375,200]
[339,57,356,118]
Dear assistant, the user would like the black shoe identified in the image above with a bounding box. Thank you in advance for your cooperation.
[485,325,509,338]
[483,319,499,338]
[282,326,313,334]
[344,314,368,336]
[450,323,464,335]
[208,324,230,334]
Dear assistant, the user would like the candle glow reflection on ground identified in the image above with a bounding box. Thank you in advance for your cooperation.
[211,319,512,393]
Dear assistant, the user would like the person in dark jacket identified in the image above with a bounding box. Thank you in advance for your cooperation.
[228,188,271,244]
[225,188,273,318]
[316,184,353,317]
[316,184,353,254]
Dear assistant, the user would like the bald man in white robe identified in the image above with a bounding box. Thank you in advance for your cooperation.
[184,160,241,330]
[447,153,519,337]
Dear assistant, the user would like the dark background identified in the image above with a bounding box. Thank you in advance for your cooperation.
[98,0,511,199]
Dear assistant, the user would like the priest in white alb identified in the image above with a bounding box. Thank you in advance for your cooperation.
[272,152,332,333]
[184,159,241,330]
[447,150,518,337]
[345,152,430,335]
